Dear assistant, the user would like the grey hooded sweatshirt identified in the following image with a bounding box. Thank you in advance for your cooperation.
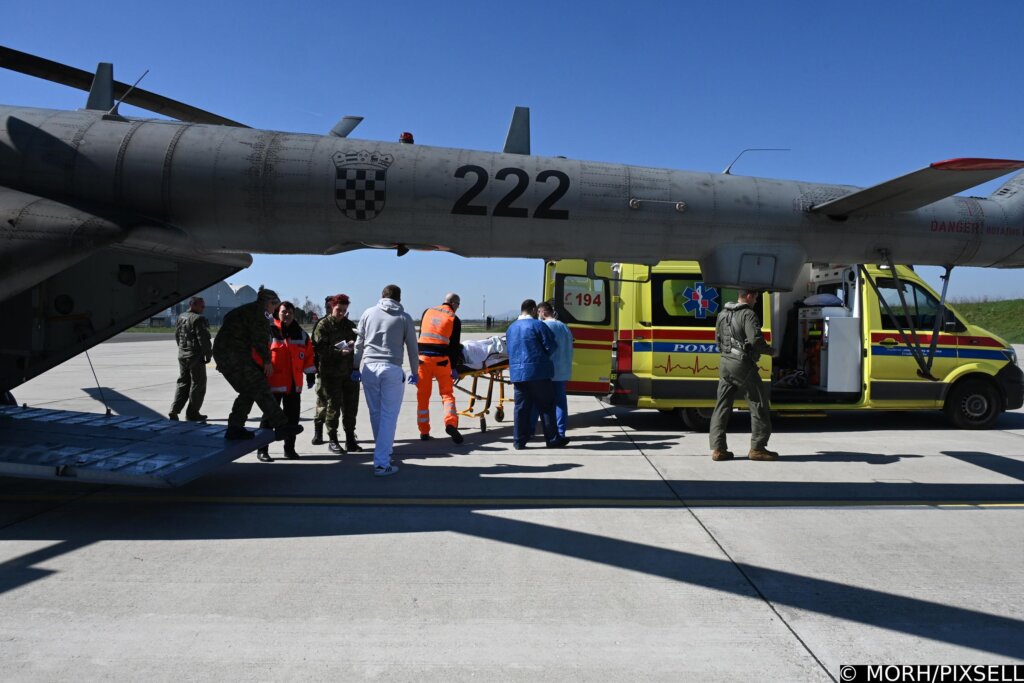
[353,298,419,375]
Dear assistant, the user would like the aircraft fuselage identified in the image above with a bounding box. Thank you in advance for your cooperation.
[3,106,1024,287]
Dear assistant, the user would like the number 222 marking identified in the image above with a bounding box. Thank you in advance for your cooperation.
[451,165,570,220]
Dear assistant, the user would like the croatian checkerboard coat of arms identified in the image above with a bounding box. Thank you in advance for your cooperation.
[333,150,394,220]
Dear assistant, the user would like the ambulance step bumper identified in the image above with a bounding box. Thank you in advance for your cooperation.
[610,374,640,406]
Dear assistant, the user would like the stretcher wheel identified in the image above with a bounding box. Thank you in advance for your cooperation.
[495,408,504,422]
[480,417,487,432]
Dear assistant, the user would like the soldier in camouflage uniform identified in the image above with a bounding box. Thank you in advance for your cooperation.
[310,296,332,446]
[312,293,362,454]
[169,296,212,421]
[709,289,779,461]
[213,287,302,441]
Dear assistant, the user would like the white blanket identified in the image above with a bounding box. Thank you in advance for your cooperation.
[461,336,507,369]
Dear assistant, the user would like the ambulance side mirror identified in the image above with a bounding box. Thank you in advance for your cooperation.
[941,308,966,333]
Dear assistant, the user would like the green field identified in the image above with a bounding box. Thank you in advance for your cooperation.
[128,303,1022,344]
[951,299,1024,344]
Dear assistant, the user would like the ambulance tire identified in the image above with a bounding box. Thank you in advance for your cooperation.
[679,407,713,432]
[944,378,1000,430]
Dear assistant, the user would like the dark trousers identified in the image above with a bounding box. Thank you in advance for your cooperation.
[513,379,559,446]
[170,356,206,416]
[217,358,287,429]
[709,356,772,452]
[528,380,568,439]
[317,375,360,436]
[261,392,301,447]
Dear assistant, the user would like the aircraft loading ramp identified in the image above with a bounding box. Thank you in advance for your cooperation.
[0,406,271,487]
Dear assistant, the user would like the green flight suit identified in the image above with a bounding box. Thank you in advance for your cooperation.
[312,315,360,436]
[709,301,773,452]
[170,310,212,418]
[213,301,287,429]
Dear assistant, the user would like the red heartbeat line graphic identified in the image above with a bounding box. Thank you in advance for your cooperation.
[654,354,770,376]
[655,354,717,375]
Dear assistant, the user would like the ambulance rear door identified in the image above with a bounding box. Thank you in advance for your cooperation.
[544,260,615,395]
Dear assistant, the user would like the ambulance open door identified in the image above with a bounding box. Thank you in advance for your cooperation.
[543,260,616,396]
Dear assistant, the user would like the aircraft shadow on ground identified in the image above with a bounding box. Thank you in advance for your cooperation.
[24,383,1018,655]
[0,479,1022,659]
[943,451,1024,483]
[777,452,923,465]
[81,387,167,421]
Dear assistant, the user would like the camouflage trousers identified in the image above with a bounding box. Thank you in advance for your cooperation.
[170,356,207,416]
[315,374,360,435]
[215,355,287,429]
[709,355,772,452]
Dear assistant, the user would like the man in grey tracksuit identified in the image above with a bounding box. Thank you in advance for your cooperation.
[351,284,419,476]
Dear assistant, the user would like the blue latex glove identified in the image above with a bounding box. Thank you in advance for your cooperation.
[349,369,361,382]
[451,368,459,380]
[306,373,316,389]
[406,374,418,386]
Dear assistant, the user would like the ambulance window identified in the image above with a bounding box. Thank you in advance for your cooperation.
[876,279,942,329]
[555,274,610,325]
[652,275,739,328]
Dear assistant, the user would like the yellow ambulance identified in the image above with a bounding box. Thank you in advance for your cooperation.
[543,259,1023,429]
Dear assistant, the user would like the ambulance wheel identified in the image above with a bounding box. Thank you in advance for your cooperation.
[495,408,505,422]
[480,417,487,433]
[944,379,1000,429]
[680,407,713,432]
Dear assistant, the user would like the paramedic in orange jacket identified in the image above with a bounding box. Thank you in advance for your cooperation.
[417,293,464,444]
[256,301,316,462]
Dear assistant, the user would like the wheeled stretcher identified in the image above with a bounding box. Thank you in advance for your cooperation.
[454,337,512,432]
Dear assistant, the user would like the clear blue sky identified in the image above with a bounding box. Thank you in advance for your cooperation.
[3,1,1023,317]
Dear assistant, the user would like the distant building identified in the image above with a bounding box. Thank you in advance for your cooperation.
[160,281,259,326]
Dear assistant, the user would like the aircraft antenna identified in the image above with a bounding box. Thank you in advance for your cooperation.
[84,350,113,417]
[722,148,790,175]
[107,69,150,117]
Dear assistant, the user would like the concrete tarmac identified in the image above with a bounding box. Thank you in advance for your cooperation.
[1,338,1022,681]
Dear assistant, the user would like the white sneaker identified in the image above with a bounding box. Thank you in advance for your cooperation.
[374,464,399,477]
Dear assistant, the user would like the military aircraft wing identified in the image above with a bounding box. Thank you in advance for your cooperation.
[810,158,1024,217]
[0,405,272,487]
[0,45,248,127]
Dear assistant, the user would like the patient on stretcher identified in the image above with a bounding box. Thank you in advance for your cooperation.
[457,336,508,372]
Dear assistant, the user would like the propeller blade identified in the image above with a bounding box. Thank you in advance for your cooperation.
[0,45,249,128]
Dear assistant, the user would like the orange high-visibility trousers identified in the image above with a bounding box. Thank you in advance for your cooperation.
[417,355,458,435]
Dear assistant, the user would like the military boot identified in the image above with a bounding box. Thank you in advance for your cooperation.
[711,449,735,461]
[225,426,254,440]
[256,447,272,463]
[345,431,364,452]
[283,437,299,460]
[311,420,325,445]
[328,431,345,455]
[748,448,779,461]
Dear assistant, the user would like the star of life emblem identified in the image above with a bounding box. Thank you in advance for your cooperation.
[682,282,719,319]
[333,150,394,220]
